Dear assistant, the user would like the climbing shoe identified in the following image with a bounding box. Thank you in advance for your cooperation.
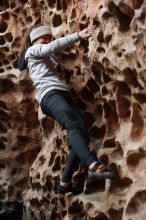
[56,182,72,194]
[88,162,115,179]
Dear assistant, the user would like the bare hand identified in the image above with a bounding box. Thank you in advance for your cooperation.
[78,27,92,39]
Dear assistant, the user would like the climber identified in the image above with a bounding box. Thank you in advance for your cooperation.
[18,24,115,194]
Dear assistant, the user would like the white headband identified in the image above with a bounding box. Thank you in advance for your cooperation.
[30,26,52,43]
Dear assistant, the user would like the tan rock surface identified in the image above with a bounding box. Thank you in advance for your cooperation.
[0,0,146,219]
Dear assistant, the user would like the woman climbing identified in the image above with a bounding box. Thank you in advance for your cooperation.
[18,24,115,194]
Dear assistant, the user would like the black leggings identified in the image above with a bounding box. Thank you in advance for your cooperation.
[40,89,96,182]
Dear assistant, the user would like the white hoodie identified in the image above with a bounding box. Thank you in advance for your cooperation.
[25,33,79,104]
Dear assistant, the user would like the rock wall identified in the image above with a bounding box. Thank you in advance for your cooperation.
[0,0,146,219]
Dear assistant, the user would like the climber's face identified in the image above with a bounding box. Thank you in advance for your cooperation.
[33,34,52,44]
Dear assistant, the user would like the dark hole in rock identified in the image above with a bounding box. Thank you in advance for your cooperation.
[2,46,9,52]
[1,12,10,20]
[39,155,46,165]
[39,210,46,220]
[13,60,18,69]
[56,137,62,148]
[133,93,146,103]
[97,30,105,43]
[122,67,139,88]
[45,176,53,192]
[117,51,122,57]
[131,102,144,138]
[0,123,7,133]
[138,11,145,23]
[0,68,4,73]
[52,14,62,27]
[34,182,42,190]
[82,55,90,67]
[34,18,42,25]
[84,178,105,194]
[101,86,108,95]
[10,2,16,9]
[97,47,105,53]
[49,151,57,166]
[62,0,67,10]
[50,210,61,220]
[86,77,100,93]
[109,176,133,192]
[93,213,110,220]
[79,39,89,49]
[20,0,28,3]
[36,173,40,179]
[0,68,5,73]
[80,87,94,104]
[93,19,100,27]
[119,3,135,17]
[92,69,102,84]
[3,59,9,65]
[15,135,33,147]
[71,8,76,19]
[103,137,116,148]
[0,21,8,33]
[107,1,133,31]
[0,36,6,46]
[0,159,5,169]
[105,34,112,44]
[42,117,55,136]
[48,0,56,8]
[7,53,16,61]
[7,186,14,197]
[108,208,124,220]
[102,72,111,83]
[99,5,103,9]
[104,104,119,134]
[112,142,123,158]
[57,0,62,10]
[0,109,10,120]
[68,201,83,214]
[6,66,12,70]
[11,167,22,175]
[79,22,88,30]
[11,37,21,48]
[30,198,40,208]
[90,124,106,140]
[83,111,95,129]
[112,80,131,96]
[81,15,86,21]
[61,53,76,62]
[117,96,131,119]
[102,11,113,20]
[103,99,118,122]
[137,61,141,68]
[132,0,144,9]
[126,190,146,215]
[26,16,33,23]
[52,155,61,171]
[0,142,5,150]
[127,149,145,167]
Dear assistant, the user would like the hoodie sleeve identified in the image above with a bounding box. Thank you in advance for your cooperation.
[25,33,79,59]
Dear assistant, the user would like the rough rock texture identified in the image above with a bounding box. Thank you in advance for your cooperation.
[0,0,146,219]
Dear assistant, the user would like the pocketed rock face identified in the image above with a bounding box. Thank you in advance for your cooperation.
[0,0,146,219]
